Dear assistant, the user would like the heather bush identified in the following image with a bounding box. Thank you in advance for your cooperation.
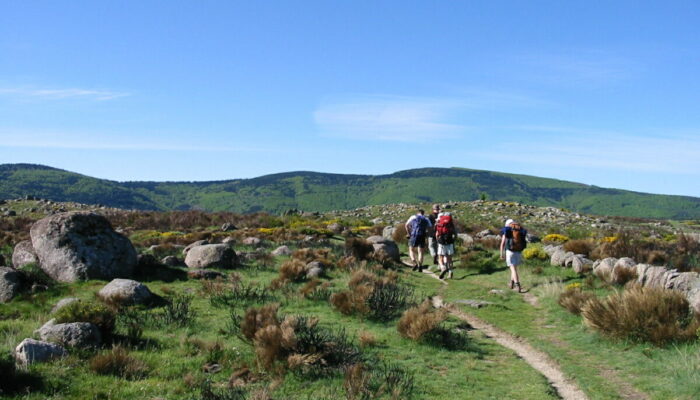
[563,239,595,257]
[397,301,447,341]
[300,279,333,301]
[391,224,408,245]
[270,259,308,288]
[153,293,195,327]
[332,269,413,321]
[558,287,595,315]
[344,361,415,400]
[89,345,148,379]
[54,300,116,339]
[581,285,700,345]
[345,238,375,260]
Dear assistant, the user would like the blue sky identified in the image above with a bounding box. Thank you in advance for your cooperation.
[1,1,700,197]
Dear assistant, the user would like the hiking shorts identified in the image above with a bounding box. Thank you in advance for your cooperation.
[409,234,426,248]
[506,250,522,267]
[428,237,438,256]
[437,243,454,256]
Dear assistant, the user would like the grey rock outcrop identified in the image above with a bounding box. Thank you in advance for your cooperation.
[15,338,67,367]
[305,261,324,278]
[183,240,209,255]
[593,257,617,281]
[35,319,101,348]
[457,233,474,247]
[271,246,292,257]
[98,279,154,306]
[29,212,137,282]
[12,240,38,268]
[366,236,400,262]
[571,255,593,275]
[382,225,397,240]
[550,249,569,267]
[161,255,182,266]
[0,267,21,303]
[242,237,262,246]
[638,265,668,288]
[184,244,239,269]
[611,258,637,284]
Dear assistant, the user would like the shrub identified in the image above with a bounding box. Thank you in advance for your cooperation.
[343,361,415,400]
[17,263,53,288]
[154,293,195,327]
[358,331,377,348]
[115,307,145,345]
[199,378,247,400]
[397,301,447,341]
[345,238,375,260]
[558,288,595,315]
[581,285,700,345]
[89,345,148,379]
[543,234,570,244]
[209,281,275,308]
[563,239,595,257]
[332,269,413,321]
[54,301,116,339]
[292,248,333,264]
[391,224,408,245]
[522,245,548,260]
[240,304,281,342]
[271,259,307,288]
[300,279,332,301]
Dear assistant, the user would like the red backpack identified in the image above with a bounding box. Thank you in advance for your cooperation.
[436,214,455,244]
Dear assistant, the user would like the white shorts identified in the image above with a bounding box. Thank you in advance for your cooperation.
[437,243,454,256]
[506,250,522,267]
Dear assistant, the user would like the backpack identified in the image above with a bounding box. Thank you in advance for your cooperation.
[507,223,527,252]
[436,214,455,244]
[410,215,428,237]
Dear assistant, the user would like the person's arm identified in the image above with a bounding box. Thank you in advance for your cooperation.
[500,234,507,259]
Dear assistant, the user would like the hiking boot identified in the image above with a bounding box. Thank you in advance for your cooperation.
[509,280,515,289]
[448,270,453,279]
[411,261,418,271]
[439,270,447,280]
[515,282,523,293]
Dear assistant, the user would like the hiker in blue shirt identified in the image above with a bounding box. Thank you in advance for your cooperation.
[500,219,528,292]
[404,209,432,272]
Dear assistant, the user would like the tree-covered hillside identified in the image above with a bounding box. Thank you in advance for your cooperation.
[2,163,700,219]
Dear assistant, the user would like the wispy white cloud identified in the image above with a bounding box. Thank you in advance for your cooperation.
[0,87,130,101]
[314,95,471,142]
[512,50,635,85]
[477,125,700,174]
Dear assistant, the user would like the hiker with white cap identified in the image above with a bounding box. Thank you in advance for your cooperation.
[500,219,528,292]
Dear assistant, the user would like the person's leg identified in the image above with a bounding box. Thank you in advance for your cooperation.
[506,250,523,291]
[417,247,424,268]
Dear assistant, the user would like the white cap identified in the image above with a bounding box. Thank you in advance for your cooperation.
[505,219,514,227]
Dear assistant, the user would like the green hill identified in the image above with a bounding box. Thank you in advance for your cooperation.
[1,163,699,219]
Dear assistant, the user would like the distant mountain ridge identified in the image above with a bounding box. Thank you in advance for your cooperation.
[1,163,700,219]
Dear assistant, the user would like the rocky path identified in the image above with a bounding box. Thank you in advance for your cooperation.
[419,267,589,400]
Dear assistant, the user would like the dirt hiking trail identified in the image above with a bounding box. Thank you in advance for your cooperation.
[421,266,589,400]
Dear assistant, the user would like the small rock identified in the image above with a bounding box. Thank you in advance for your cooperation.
[98,279,155,306]
[15,338,67,367]
[271,246,292,256]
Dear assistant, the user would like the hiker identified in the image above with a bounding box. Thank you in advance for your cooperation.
[426,204,441,268]
[405,209,432,272]
[435,210,457,279]
[500,219,527,292]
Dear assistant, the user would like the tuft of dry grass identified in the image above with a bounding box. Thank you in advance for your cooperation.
[391,224,408,245]
[397,301,447,341]
[292,247,333,264]
[558,288,596,315]
[89,345,148,379]
[345,238,375,260]
[612,266,638,285]
[270,259,307,289]
[563,239,595,257]
[241,304,281,342]
[581,285,700,345]
[358,330,377,348]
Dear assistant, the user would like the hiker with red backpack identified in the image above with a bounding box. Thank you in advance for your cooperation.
[500,219,527,292]
[435,211,457,279]
[405,209,432,272]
